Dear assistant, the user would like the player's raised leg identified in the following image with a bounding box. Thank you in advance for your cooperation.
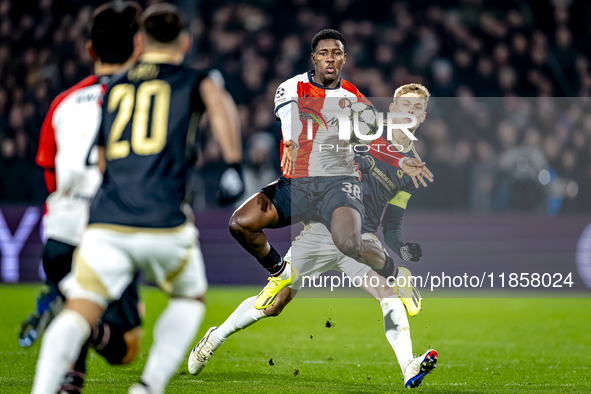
[190,221,336,374]
[230,187,298,310]
[330,206,399,280]
[189,286,294,375]
[229,192,284,272]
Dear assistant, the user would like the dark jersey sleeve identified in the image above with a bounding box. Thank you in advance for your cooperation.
[97,85,112,148]
[382,204,405,258]
[381,183,414,258]
[96,114,106,147]
[355,153,373,174]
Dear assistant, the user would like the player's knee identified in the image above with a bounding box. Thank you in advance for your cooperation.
[229,213,250,237]
[334,236,362,258]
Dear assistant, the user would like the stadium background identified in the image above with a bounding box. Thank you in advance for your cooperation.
[1,0,591,211]
[0,0,590,291]
[0,1,589,393]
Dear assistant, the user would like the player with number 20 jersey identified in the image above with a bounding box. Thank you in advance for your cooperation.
[31,5,243,394]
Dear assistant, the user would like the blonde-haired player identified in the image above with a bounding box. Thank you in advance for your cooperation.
[389,82,429,158]
[189,83,438,389]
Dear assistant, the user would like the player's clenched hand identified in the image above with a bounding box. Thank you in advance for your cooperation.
[400,158,434,188]
[400,242,423,262]
[281,140,297,176]
[217,163,245,206]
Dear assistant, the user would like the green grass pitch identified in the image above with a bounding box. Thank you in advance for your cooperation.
[0,285,590,393]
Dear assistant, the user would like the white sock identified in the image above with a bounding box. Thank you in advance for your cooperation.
[141,299,205,394]
[278,260,292,280]
[211,296,267,347]
[32,310,90,394]
[381,296,414,373]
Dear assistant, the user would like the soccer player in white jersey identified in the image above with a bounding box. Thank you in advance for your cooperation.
[31,4,243,394]
[189,84,437,389]
[229,29,433,313]
[21,3,145,392]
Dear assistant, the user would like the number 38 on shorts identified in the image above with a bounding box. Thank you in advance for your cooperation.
[342,181,362,200]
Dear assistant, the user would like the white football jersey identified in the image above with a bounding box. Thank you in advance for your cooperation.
[37,75,108,246]
[274,71,367,179]
[273,71,407,178]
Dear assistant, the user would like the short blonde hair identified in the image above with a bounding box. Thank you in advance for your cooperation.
[394,83,430,109]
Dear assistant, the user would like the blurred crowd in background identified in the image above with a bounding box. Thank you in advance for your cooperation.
[0,0,590,213]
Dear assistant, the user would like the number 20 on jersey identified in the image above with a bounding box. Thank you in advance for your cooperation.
[106,80,171,160]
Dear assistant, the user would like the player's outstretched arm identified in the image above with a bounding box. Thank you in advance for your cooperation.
[368,135,406,168]
[200,78,242,164]
[382,204,423,262]
[200,78,245,205]
[400,158,433,188]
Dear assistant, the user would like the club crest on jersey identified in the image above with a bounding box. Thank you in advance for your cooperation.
[76,93,101,104]
[339,98,352,108]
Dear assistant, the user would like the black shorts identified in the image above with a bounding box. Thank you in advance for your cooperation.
[261,175,365,228]
[45,238,141,331]
[42,239,76,285]
[101,274,142,331]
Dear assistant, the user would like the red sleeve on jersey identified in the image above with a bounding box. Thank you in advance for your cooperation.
[279,138,285,176]
[97,83,107,107]
[36,76,98,169]
[44,168,57,193]
[36,100,58,170]
[36,75,99,189]
[368,135,405,169]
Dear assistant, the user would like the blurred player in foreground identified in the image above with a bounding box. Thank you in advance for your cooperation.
[229,29,433,312]
[31,4,243,394]
[189,84,437,389]
[21,3,145,393]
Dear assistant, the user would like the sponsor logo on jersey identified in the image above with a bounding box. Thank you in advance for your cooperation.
[76,93,101,104]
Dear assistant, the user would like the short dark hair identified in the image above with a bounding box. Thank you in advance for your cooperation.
[91,2,141,64]
[141,4,184,44]
[311,29,347,53]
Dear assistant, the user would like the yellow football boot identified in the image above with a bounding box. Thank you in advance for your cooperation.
[254,261,298,310]
[393,266,422,317]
